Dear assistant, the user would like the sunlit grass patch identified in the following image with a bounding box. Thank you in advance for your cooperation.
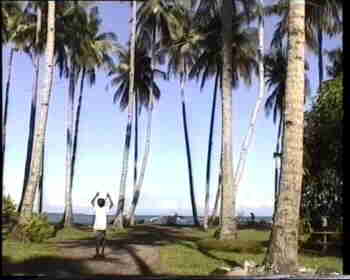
[49,226,94,242]
[3,239,58,263]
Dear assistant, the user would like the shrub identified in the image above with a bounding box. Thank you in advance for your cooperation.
[2,195,18,224]
[10,213,55,243]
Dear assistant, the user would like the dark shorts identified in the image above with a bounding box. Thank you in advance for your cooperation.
[95,230,106,242]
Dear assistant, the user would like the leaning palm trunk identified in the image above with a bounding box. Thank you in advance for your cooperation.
[218,0,236,240]
[18,55,40,213]
[19,1,55,223]
[70,68,86,191]
[38,146,44,213]
[18,6,42,213]
[203,71,220,231]
[180,71,199,227]
[234,0,265,188]
[128,98,154,226]
[129,91,139,226]
[113,0,137,229]
[3,47,15,157]
[63,64,76,227]
[264,0,305,274]
[273,116,284,216]
[209,172,222,226]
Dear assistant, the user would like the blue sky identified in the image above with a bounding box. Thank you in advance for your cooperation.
[2,1,341,217]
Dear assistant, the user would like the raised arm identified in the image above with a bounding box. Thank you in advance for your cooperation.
[91,192,99,207]
[106,193,114,210]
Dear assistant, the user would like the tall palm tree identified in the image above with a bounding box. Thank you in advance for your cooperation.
[164,3,204,227]
[113,0,137,229]
[234,0,265,190]
[264,0,306,273]
[19,3,43,213]
[108,40,164,226]
[17,1,77,214]
[65,6,118,227]
[264,47,310,215]
[18,1,56,223]
[218,0,235,240]
[189,6,258,230]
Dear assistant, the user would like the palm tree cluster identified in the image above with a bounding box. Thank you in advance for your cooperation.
[2,0,342,275]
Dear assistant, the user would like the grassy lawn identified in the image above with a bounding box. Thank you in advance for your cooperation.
[2,224,342,276]
[157,227,342,275]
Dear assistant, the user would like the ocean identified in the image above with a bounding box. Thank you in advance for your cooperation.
[46,213,272,226]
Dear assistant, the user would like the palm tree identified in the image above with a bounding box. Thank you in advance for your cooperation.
[163,3,204,227]
[18,3,43,213]
[264,47,310,215]
[61,2,91,227]
[108,39,165,226]
[189,5,258,230]
[234,0,265,190]
[218,0,235,240]
[66,6,118,226]
[17,1,77,214]
[112,0,137,229]
[18,1,56,223]
[264,0,306,273]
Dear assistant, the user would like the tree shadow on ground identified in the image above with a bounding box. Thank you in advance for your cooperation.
[111,225,243,268]
[2,255,91,276]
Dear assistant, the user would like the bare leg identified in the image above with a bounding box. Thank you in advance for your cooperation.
[100,232,106,258]
[94,231,101,258]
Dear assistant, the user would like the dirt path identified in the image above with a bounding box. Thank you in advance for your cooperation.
[4,225,190,276]
[54,238,161,276]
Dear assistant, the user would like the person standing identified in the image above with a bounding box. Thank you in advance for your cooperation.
[91,192,114,258]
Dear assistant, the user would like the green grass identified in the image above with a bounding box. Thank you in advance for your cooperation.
[158,227,342,275]
[3,239,58,264]
[2,224,342,276]
[48,226,94,242]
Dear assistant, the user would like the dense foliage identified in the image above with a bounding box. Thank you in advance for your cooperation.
[11,213,55,243]
[301,74,343,231]
[2,194,18,224]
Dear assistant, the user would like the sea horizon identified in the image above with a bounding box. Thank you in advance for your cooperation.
[44,212,272,226]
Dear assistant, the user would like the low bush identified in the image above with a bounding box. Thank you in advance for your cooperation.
[2,195,18,224]
[10,214,55,243]
[197,238,264,254]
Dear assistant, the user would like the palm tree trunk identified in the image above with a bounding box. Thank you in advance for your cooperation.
[38,145,44,213]
[273,116,284,215]
[128,98,153,226]
[19,1,55,223]
[70,67,86,191]
[234,0,265,188]
[317,25,323,89]
[203,71,219,230]
[63,64,76,227]
[3,47,15,157]
[209,173,222,226]
[18,5,42,213]
[209,139,223,226]
[180,72,199,227]
[129,90,139,226]
[218,0,236,240]
[113,0,137,228]
[18,55,41,213]
[264,0,305,274]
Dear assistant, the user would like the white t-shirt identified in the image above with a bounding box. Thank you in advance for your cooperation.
[93,204,109,230]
